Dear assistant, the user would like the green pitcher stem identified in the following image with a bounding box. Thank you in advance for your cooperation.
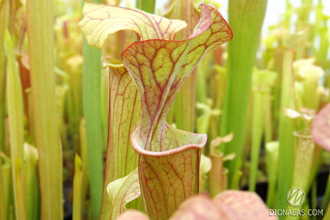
[209,152,227,197]
[266,141,279,209]
[81,0,104,218]
[277,49,297,211]
[27,0,63,214]
[291,130,314,193]
[286,130,314,220]
[249,91,267,191]
[220,0,267,187]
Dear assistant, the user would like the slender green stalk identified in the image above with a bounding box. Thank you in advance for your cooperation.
[135,0,155,13]
[0,0,10,152]
[82,31,103,220]
[249,70,277,191]
[276,50,297,212]
[211,64,227,139]
[196,103,212,135]
[5,30,26,220]
[306,146,322,195]
[14,158,26,220]
[79,118,89,210]
[266,142,279,208]
[1,152,11,220]
[241,92,253,164]
[101,69,109,152]
[295,1,313,60]
[264,92,273,144]
[81,0,104,218]
[73,154,83,220]
[176,77,197,131]
[220,0,267,187]
[209,152,225,197]
[311,181,317,220]
[25,89,35,140]
[286,130,314,220]
[209,135,233,197]
[231,168,242,190]
[195,72,207,106]
[0,153,5,220]
[56,86,68,137]
[27,0,63,218]
[65,58,83,150]
[272,47,284,140]
[199,155,211,193]
[196,53,212,105]
[249,90,266,191]
[24,144,40,220]
[315,6,329,68]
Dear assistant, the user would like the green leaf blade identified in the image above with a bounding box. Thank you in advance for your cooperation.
[106,168,140,219]
[27,0,63,217]
[220,0,267,187]
[79,1,187,48]
[5,30,26,220]
[276,50,297,211]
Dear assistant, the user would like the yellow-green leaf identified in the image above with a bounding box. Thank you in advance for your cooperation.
[99,58,142,219]
[199,154,212,193]
[79,1,187,48]
[24,143,40,220]
[5,30,26,220]
[106,168,140,219]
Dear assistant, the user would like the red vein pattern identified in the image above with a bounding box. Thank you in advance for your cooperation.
[312,103,330,152]
[121,5,232,219]
[80,2,232,219]
[123,5,232,153]
[100,59,141,220]
[79,2,194,219]
[79,1,187,48]
[138,148,201,219]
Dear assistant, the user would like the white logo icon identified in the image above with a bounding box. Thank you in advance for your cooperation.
[287,188,305,207]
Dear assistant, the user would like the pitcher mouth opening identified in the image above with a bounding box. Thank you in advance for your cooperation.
[130,126,207,157]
